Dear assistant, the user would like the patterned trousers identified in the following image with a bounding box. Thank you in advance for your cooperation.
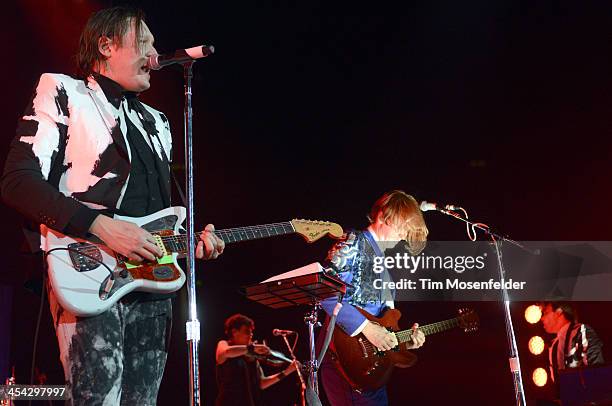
[48,285,172,406]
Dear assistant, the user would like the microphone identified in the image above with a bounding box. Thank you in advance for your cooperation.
[419,201,460,212]
[147,45,215,70]
[272,329,296,336]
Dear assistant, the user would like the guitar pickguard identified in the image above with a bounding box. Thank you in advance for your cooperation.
[100,226,182,300]
[140,214,179,233]
[66,214,179,274]
[66,214,182,300]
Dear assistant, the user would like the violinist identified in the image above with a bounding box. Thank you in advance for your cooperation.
[215,314,299,406]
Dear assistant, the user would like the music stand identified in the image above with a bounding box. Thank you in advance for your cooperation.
[245,262,346,396]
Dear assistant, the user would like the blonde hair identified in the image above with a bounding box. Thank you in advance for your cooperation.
[368,190,429,255]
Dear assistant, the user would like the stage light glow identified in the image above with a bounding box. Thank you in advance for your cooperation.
[533,367,548,387]
[525,304,542,324]
[528,336,545,355]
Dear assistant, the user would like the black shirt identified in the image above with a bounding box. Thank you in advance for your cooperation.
[95,74,167,218]
[118,93,166,217]
[216,356,263,406]
[96,75,173,301]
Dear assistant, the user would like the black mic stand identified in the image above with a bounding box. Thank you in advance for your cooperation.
[279,332,306,406]
[432,207,535,406]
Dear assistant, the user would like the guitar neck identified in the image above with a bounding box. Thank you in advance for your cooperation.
[394,317,460,344]
[214,222,297,244]
[161,222,296,253]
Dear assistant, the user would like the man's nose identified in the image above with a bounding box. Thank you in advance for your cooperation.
[146,45,158,58]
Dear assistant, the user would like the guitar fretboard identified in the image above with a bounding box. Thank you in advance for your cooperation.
[395,317,460,344]
[159,222,296,253]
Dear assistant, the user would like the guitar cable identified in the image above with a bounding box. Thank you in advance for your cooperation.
[44,247,116,279]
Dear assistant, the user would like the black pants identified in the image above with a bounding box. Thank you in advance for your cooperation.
[48,286,172,406]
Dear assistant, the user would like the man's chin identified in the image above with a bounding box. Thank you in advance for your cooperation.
[137,81,151,93]
[127,78,151,93]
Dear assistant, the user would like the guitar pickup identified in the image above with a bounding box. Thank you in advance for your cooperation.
[68,242,103,272]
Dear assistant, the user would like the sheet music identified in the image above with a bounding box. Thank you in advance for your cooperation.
[261,262,324,283]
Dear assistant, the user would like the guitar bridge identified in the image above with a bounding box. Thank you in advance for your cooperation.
[68,242,103,272]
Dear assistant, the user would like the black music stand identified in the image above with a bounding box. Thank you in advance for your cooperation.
[245,263,346,400]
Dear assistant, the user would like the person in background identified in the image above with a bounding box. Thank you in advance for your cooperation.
[215,314,299,406]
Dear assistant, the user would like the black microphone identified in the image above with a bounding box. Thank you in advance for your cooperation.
[272,329,296,336]
[148,45,215,70]
[419,201,460,212]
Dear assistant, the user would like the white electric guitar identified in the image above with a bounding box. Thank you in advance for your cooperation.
[43,206,343,317]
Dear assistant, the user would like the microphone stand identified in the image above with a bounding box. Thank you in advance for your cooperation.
[279,333,306,406]
[432,207,531,406]
[183,61,201,406]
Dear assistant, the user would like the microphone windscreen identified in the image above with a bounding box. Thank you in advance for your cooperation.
[420,201,436,212]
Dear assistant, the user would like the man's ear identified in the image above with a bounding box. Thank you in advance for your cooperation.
[98,36,113,58]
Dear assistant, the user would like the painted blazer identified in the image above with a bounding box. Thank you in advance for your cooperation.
[321,230,394,336]
[1,73,172,251]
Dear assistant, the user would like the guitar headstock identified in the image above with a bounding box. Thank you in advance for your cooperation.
[291,219,344,243]
[457,308,479,332]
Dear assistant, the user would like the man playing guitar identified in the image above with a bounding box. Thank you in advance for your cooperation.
[319,190,428,405]
[1,6,224,404]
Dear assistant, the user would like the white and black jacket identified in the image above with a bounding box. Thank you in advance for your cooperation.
[1,73,172,251]
[549,322,605,383]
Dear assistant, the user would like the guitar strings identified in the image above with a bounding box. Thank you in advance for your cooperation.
[72,220,331,255]
[360,319,460,353]
[70,222,298,257]
[160,221,293,240]
[158,222,296,247]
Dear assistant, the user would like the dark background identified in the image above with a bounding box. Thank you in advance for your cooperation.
[2,0,612,404]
